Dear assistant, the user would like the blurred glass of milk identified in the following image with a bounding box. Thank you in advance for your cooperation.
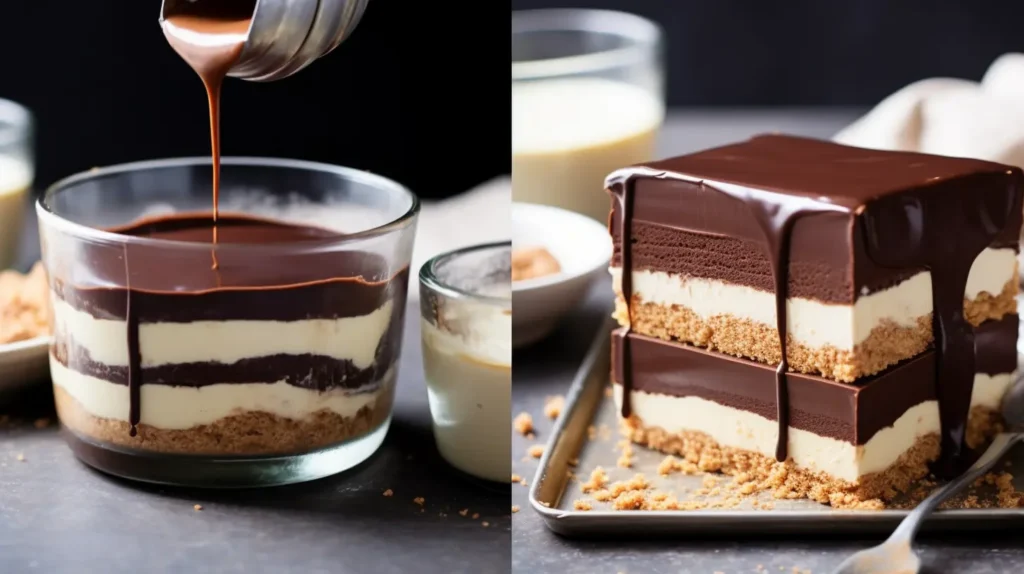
[512,9,664,224]
[0,99,33,270]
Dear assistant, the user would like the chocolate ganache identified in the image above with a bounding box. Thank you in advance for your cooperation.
[51,213,408,436]
[606,134,1023,476]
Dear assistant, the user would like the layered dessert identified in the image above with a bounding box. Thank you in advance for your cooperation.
[607,134,1022,506]
[50,213,407,456]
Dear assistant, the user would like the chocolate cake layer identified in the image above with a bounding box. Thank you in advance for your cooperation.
[614,330,963,446]
[608,180,1018,304]
[53,331,399,391]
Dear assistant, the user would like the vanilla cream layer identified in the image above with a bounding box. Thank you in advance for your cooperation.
[611,247,1015,351]
[51,295,393,369]
[51,357,391,430]
[616,371,1014,483]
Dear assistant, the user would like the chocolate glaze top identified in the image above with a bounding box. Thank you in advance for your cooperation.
[640,134,1017,209]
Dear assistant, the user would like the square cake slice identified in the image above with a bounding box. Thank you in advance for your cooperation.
[607,134,1021,382]
[607,134,1023,492]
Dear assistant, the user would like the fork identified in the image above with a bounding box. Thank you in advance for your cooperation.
[831,432,1023,574]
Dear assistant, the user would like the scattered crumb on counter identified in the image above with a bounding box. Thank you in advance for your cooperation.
[15,453,24,462]
[471,513,480,519]
[513,412,534,436]
[0,262,51,345]
[512,247,561,282]
[511,505,520,513]
[616,440,634,468]
[458,509,469,517]
[543,396,564,419]
[382,489,393,497]
[481,521,490,527]
[519,477,529,487]
[413,497,425,506]
[573,499,593,511]
[527,445,544,458]
[193,504,202,511]
[580,467,609,493]
[511,474,522,483]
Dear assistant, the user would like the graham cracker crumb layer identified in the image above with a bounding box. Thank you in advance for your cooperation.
[619,406,1002,509]
[53,383,393,456]
[613,277,1017,383]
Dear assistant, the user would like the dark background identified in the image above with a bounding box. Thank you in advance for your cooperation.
[512,0,1024,108]
[0,2,509,200]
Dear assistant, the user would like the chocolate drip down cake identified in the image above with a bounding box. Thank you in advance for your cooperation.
[49,214,406,456]
[606,135,1022,507]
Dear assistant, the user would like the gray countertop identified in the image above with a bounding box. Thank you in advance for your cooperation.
[2,207,509,573]
[511,109,1024,574]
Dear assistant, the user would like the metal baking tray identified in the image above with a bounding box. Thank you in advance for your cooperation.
[528,318,1024,536]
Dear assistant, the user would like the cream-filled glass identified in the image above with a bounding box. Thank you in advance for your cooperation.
[420,242,510,482]
[512,9,664,223]
[0,99,34,269]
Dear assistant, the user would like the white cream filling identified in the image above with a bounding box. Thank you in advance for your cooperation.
[50,295,393,369]
[610,247,1015,351]
[51,357,391,430]
[615,371,1015,483]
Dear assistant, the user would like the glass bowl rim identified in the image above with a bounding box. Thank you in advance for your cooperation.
[36,156,420,252]
[419,240,511,308]
[511,8,662,81]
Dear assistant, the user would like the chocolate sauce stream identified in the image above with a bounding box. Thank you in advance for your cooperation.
[123,245,141,436]
[162,9,251,269]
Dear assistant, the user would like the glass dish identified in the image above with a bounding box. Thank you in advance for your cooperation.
[37,157,418,487]
[419,242,511,482]
[0,98,34,270]
[512,9,665,223]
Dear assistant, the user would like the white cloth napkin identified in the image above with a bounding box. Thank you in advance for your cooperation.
[408,176,511,299]
[834,53,1024,169]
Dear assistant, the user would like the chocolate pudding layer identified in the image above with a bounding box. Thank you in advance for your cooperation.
[49,213,407,455]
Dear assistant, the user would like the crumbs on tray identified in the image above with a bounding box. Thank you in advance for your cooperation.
[0,262,50,345]
[511,247,560,282]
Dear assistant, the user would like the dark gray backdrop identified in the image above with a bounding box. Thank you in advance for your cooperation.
[512,0,1024,108]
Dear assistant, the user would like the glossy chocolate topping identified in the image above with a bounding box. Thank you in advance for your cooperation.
[53,214,407,434]
[607,134,1023,475]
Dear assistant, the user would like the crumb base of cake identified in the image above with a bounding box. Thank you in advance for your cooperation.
[620,406,1002,509]
[613,278,1016,383]
[53,383,394,456]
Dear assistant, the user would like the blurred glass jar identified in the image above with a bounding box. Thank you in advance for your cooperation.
[512,9,665,223]
[0,98,34,270]
[420,242,511,482]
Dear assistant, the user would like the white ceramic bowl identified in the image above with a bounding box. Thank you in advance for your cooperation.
[512,202,612,347]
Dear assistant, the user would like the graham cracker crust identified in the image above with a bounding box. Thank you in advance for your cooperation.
[613,277,1017,383]
[620,406,1002,509]
[53,383,394,456]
